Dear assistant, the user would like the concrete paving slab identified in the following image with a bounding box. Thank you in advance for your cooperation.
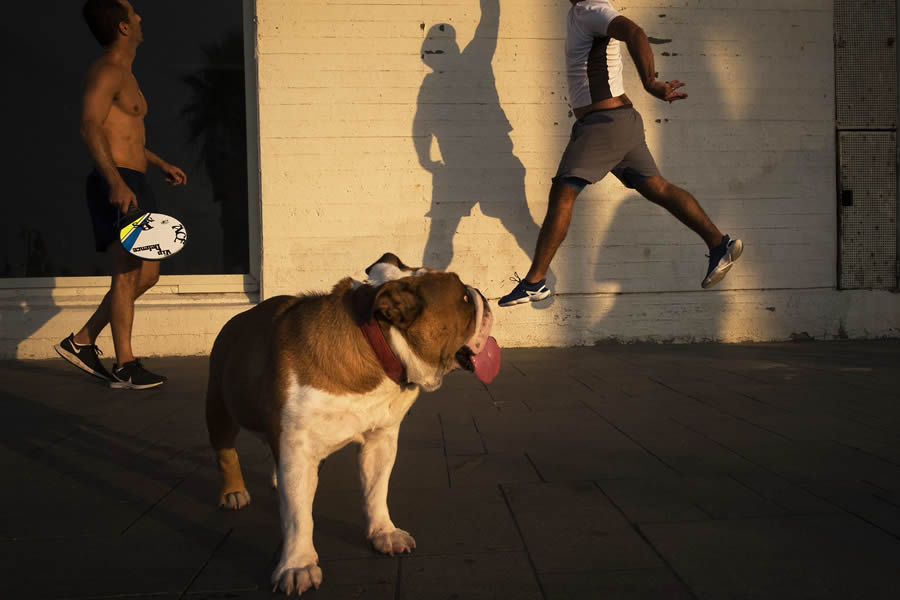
[381,486,525,557]
[540,568,694,600]
[442,418,487,455]
[447,453,542,487]
[641,514,900,599]
[528,447,674,481]
[501,481,662,573]
[600,474,789,521]
[2,530,221,599]
[399,552,543,600]
[397,412,444,450]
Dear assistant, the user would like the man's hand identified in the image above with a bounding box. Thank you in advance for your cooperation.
[646,79,688,103]
[160,162,187,185]
[111,181,138,215]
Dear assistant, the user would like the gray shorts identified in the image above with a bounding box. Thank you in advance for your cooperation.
[553,105,660,189]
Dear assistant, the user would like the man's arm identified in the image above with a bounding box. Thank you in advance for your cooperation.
[81,63,135,213]
[607,16,687,103]
[144,148,187,185]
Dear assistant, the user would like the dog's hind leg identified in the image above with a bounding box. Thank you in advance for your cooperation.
[206,382,251,510]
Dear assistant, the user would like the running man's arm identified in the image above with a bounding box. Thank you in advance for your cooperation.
[144,149,187,185]
[81,63,135,212]
[607,15,688,103]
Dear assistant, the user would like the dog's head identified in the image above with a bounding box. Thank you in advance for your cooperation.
[358,254,500,391]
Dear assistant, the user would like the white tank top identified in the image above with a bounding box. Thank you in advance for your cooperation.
[566,0,624,110]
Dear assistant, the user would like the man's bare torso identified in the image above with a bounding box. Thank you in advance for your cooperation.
[87,57,148,172]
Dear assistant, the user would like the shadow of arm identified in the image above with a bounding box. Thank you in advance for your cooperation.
[412,89,442,171]
[467,0,500,61]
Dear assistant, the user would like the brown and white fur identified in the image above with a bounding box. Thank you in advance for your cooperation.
[205,254,494,596]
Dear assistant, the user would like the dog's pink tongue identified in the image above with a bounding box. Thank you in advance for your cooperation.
[471,336,501,384]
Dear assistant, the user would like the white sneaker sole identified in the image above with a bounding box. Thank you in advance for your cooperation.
[54,344,110,380]
[702,240,744,289]
[109,378,166,390]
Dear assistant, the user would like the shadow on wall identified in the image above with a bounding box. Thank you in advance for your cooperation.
[414,0,541,271]
[181,29,250,275]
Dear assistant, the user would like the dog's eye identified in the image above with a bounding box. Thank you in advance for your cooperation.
[463,292,470,303]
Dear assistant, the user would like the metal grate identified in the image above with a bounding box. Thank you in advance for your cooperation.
[834,0,897,129]
[838,132,898,289]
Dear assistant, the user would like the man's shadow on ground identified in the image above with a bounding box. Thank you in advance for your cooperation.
[413,0,541,276]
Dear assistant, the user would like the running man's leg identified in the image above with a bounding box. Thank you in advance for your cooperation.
[634,176,723,249]
[498,179,581,307]
[525,180,581,283]
[635,175,743,288]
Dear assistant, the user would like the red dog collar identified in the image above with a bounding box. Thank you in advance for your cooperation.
[360,317,407,385]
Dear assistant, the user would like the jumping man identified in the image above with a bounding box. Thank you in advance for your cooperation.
[499,0,742,306]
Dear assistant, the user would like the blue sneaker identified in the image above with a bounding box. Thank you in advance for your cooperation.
[702,234,743,289]
[498,273,552,307]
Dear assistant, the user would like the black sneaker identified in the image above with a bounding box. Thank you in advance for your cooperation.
[54,333,112,380]
[498,273,552,307]
[109,360,167,390]
[702,235,744,289]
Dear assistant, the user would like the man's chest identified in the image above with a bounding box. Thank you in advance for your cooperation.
[114,75,147,117]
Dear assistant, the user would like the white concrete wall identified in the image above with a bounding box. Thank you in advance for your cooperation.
[255,0,899,345]
[1,277,255,360]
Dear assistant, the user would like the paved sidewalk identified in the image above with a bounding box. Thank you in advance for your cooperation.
[2,341,900,599]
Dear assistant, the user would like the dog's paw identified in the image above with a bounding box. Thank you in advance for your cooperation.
[272,563,322,596]
[369,528,416,556]
[218,489,251,510]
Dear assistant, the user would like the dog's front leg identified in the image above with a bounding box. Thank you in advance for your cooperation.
[271,435,322,596]
[359,425,416,555]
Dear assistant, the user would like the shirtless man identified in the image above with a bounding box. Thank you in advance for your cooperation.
[54,0,186,389]
[499,0,742,306]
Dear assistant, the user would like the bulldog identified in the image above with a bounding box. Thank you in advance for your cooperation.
[205,253,500,596]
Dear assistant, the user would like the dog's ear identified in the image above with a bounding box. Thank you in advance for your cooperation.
[374,280,422,329]
[366,252,405,276]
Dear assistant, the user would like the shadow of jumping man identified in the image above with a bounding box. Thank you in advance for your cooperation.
[414,0,540,270]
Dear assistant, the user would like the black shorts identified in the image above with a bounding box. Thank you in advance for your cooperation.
[86,167,157,252]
